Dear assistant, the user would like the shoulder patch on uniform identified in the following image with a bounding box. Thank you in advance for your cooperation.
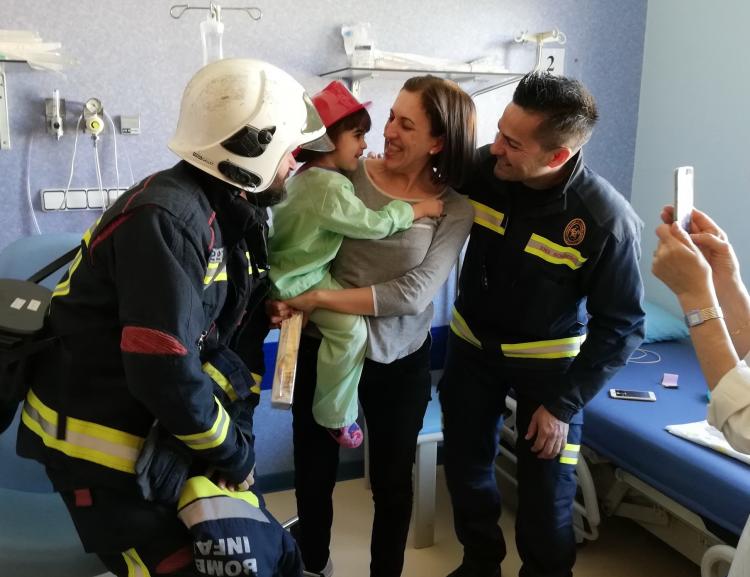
[563,218,586,246]
[209,248,224,263]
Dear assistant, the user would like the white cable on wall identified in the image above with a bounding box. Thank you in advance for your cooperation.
[103,110,121,192]
[62,113,84,210]
[93,137,106,212]
[25,131,42,235]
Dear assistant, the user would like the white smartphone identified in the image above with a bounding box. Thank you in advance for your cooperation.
[674,166,694,231]
[609,388,657,402]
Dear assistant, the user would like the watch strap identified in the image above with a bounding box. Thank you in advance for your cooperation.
[684,306,723,328]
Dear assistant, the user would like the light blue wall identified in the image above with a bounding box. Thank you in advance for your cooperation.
[1,0,648,488]
[631,1,750,313]
[1,0,646,249]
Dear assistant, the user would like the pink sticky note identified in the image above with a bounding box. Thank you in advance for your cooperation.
[662,373,679,388]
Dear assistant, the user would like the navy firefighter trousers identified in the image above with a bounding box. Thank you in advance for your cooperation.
[439,333,583,577]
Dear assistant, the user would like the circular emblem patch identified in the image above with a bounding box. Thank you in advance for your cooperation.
[564,218,586,246]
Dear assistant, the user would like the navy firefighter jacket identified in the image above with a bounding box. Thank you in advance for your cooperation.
[17,161,270,492]
[453,146,646,423]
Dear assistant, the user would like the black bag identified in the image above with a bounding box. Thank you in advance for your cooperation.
[0,246,78,433]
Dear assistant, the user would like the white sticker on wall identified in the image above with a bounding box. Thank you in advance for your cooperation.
[10,298,26,310]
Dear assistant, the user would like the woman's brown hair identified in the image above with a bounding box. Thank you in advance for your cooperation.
[402,75,477,189]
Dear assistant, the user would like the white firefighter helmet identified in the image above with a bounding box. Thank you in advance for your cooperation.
[169,58,333,192]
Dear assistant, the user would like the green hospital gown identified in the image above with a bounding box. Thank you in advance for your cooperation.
[269,167,413,428]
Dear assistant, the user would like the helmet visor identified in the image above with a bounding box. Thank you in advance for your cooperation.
[300,132,335,152]
[298,93,335,152]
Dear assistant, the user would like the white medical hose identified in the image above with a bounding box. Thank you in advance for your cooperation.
[93,138,106,212]
[103,110,121,192]
[124,146,135,186]
[63,113,84,210]
[25,132,42,235]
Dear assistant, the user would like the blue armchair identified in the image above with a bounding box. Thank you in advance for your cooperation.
[0,233,108,577]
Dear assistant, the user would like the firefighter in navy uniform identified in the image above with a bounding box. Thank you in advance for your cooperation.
[16,58,331,577]
[441,72,646,577]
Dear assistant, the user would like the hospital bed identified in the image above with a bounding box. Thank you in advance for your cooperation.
[373,333,750,573]
[581,339,749,562]
[496,337,750,571]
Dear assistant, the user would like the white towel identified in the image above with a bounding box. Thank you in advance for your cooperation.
[665,420,750,466]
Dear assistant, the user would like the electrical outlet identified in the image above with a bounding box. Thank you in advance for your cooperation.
[541,47,565,76]
[41,188,128,211]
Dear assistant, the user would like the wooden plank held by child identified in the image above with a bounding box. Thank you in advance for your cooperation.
[271,312,303,409]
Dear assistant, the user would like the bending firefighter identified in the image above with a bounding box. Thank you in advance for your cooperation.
[269,81,443,449]
[16,58,331,577]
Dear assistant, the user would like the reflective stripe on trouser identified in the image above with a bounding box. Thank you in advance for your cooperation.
[307,272,366,429]
[21,388,144,473]
[178,476,266,529]
[515,399,583,577]
[450,306,585,359]
[559,443,580,465]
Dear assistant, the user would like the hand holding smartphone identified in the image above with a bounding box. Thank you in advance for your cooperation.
[674,166,694,232]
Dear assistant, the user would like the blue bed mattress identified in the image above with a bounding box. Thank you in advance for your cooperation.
[582,340,750,537]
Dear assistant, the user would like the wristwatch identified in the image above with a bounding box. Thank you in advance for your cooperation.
[684,306,723,328]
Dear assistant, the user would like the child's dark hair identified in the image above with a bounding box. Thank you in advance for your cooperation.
[296,108,371,164]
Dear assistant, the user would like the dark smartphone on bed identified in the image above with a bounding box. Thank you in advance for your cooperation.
[609,389,657,402]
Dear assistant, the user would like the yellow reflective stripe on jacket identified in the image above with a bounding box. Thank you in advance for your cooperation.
[203,362,238,402]
[449,306,482,349]
[524,233,587,270]
[202,363,260,399]
[122,548,150,577]
[21,389,144,474]
[244,250,267,276]
[451,307,585,358]
[175,397,231,450]
[470,200,506,235]
[203,261,227,285]
[559,443,580,465]
[178,475,260,510]
[250,373,262,394]
[53,218,99,298]
[51,249,83,297]
[501,335,586,359]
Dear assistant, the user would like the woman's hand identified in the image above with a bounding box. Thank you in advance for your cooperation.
[660,206,742,296]
[283,290,320,314]
[652,221,715,306]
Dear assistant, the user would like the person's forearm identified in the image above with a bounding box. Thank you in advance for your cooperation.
[312,286,376,315]
[715,277,750,359]
[679,291,740,389]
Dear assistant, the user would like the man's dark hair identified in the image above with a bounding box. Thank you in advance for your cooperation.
[512,72,599,151]
[295,108,371,164]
